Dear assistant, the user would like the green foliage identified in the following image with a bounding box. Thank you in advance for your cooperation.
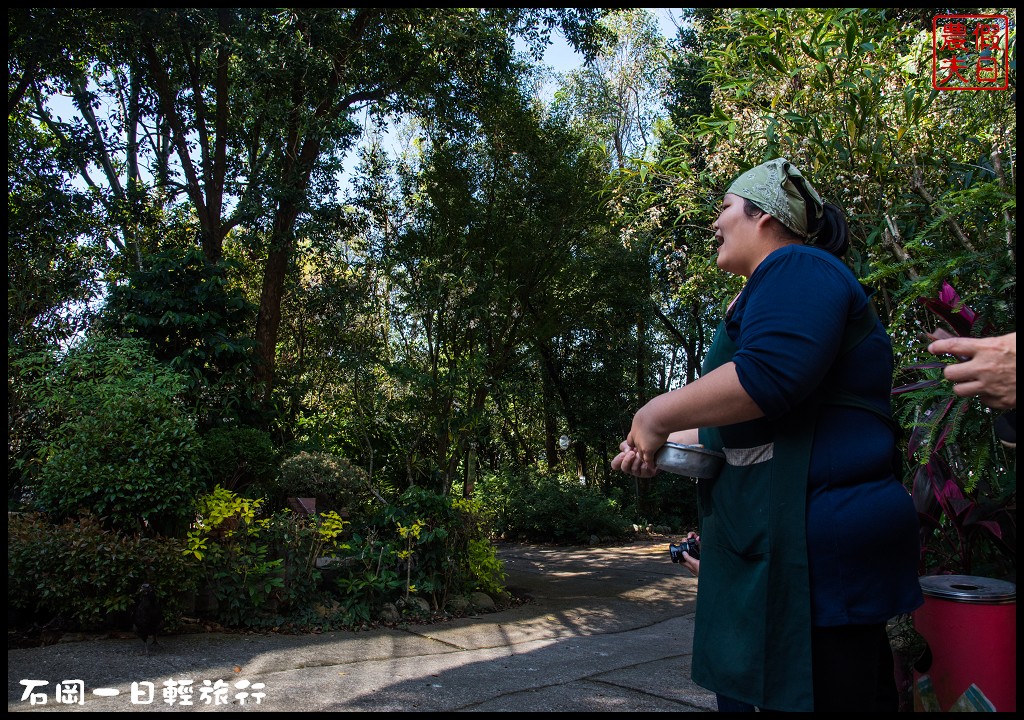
[100,246,262,426]
[367,487,475,606]
[19,337,206,535]
[270,451,370,515]
[198,425,279,494]
[475,467,631,544]
[467,537,508,597]
[333,564,404,626]
[331,486,505,623]
[7,116,106,352]
[619,475,701,534]
[185,485,351,627]
[8,512,199,630]
[551,9,668,167]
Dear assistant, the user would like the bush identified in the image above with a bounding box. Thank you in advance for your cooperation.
[333,486,506,623]
[180,485,505,630]
[270,451,370,515]
[186,485,350,628]
[466,536,508,598]
[8,512,199,631]
[474,467,631,544]
[198,425,279,494]
[19,337,207,536]
[618,475,701,535]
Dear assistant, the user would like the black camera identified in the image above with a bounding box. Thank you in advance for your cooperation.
[669,538,700,562]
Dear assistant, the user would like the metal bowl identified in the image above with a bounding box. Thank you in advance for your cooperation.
[654,443,725,479]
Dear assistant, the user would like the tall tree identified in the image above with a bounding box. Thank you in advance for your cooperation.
[14,8,613,407]
[551,9,669,169]
[337,79,644,492]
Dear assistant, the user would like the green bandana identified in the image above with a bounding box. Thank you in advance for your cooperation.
[726,158,824,239]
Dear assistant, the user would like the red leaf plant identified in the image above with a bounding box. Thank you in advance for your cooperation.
[892,281,1014,576]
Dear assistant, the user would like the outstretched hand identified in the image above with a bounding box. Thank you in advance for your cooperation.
[929,331,1016,410]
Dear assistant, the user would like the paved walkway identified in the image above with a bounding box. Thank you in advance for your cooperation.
[8,538,717,712]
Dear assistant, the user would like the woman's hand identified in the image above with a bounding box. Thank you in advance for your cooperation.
[613,429,701,478]
[611,440,659,478]
[625,403,670,467]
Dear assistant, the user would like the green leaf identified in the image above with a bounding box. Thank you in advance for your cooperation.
[760,51,786,73]
[844,24,857,56]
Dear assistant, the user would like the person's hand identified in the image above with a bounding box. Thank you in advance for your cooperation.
[929,332,1016,410]
[625,404,670,467]
[681,531,699,578]
[611,440,659,478]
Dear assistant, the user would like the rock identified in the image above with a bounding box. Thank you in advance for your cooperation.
[469,591,496,613]
[446,595,471,614]
[397,596,431,616]
[313,599,340,618]
[377,603,400,623]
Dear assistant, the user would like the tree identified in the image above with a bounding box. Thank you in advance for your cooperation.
[7,111,106,352]
[14,8,614,410]
[552,9,669,169]
[333,79,645,494]
[16,338,207,535]
[99,245,262,427]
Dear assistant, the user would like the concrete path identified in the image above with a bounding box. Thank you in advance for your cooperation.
[8,538,717,712]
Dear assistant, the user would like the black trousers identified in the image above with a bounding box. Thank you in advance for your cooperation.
[716,623,897,712]
[811,623,898,712]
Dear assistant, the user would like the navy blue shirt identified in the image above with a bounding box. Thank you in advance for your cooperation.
[723,244,923,625]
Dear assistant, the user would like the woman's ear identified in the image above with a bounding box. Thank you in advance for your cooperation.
[755,212,776,234]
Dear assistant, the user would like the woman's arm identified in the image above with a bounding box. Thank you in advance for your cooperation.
[626,362,764,466]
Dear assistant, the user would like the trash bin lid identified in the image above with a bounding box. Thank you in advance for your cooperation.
[919,574,1016,604]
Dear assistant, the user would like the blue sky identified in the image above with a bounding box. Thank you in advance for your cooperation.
[540,8,682,73]
[44,10,685,193]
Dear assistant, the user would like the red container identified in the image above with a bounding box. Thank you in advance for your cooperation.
[912,575,1016,712]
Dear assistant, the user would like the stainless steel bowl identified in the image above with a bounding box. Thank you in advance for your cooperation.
[654,442,725,479]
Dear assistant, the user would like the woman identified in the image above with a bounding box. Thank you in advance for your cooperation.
[613,158,923,712]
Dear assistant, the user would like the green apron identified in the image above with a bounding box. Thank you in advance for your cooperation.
[691,300,887,712]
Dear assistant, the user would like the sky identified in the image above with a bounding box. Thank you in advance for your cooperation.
[45,9,686,193]
[537,8,682,74]
[359,8,685,163]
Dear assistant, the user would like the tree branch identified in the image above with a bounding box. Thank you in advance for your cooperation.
[883,214,919,280]
[990,147,1015,264]
[8,60,38,115]
[910,165,978,254]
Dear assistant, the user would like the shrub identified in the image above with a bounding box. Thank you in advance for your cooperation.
[20,337,206,536]
[474,467,631,544]
[198,425,279,494]
[333,487,506,623]
[185,485,350,627]
[466,537,508,597]
[8,512,199,631]
[270,451,370,515]
[181,484,505,629]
